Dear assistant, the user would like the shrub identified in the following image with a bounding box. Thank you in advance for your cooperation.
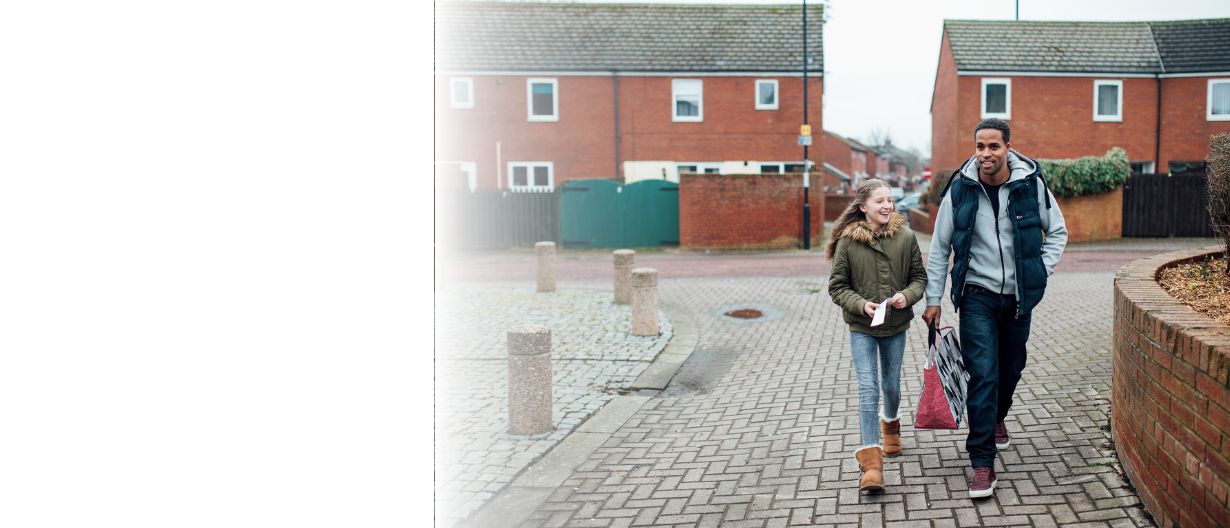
[921,169,952,206]
[1037,147,1130,199]
[1209,133,1230,270]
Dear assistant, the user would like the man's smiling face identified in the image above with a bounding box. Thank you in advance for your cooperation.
[975,128,1010,180]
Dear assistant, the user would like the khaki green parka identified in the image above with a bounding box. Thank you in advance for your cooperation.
[827,213,928,336]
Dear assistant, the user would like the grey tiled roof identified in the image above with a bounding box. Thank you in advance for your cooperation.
[1149,18,1230,73]
[437,2,824,72]
[944,20,1161,73]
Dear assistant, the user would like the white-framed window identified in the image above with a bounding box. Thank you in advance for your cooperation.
[507,162,553,191]
[1129,161,1155,174]
[757,162,811,174]
[981,78,1011,119]
[1093,80,1123,122]
[450,77,473,109]
[672,79,703,122]
[1209,79,1230,121]
[526,78,558,121]
[755,79,779,110]
[676,163,721,175]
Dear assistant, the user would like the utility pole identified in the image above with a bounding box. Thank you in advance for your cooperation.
[801,0,811,250]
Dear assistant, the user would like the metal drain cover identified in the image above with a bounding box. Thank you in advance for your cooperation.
[724,308,763,319]
[715,303,783,323]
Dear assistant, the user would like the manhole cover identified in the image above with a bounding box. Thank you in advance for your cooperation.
[724,308,763,319]
[714,303,784,323]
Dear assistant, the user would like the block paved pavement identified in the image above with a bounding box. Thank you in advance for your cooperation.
[469,271,1150,528]
[445,238,1216,527]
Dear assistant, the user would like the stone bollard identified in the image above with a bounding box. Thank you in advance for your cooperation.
[613,249,635,304]
[507,324,553,435]
[631,267,659,336]
[535,241,556,293]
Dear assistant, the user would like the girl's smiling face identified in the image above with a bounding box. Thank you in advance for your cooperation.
[859,187,894,229]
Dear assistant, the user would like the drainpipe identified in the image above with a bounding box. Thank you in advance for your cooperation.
[1155,77,1163,173]
[613,71,621,180]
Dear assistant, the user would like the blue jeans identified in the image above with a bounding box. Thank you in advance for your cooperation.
[959,284,1031,468]
[849,331,906,446]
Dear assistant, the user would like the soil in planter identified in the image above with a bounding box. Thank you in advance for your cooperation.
[1158,257,1230,325]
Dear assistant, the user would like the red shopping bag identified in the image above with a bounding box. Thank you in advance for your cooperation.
[915,323,969,430]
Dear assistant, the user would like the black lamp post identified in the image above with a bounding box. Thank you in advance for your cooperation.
[801,0,811,250]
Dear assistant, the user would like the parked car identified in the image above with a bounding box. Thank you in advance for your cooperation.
[890,187,905,200]
[896,191,922,214]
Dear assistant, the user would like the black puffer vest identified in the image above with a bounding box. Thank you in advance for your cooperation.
[941,165,1052,318]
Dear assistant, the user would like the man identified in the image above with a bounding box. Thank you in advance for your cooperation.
[921,118,1067,499]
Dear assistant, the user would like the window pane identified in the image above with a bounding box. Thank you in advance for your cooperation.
[677,165,698,174]
[760,164,781,174]
[513,166,528,187]
[452,80,470,104]
[784,163,804,173]
[985,84,1006,114]
[533,166,549,187]
[703,167,720,174]
[758,83,776,105]
[1214,83,1230,115]
[532,83,554,116]
[676,97,699,117]
[1097,84,1118,116]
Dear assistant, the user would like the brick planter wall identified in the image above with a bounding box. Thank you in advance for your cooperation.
[1055,187,1122,243]
[679,173,824,249]
[1113,246,1230,528]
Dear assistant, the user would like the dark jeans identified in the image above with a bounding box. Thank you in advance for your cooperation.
[959,284,1030,468]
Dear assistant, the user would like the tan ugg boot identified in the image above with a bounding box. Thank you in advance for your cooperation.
[854,446,884,493]
[881,417,902,457]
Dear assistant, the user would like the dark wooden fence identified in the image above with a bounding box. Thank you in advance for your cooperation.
[1122,171,1215,237]
[446,190,559,249]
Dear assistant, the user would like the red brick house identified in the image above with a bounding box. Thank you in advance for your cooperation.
[435,2,824,191]
[820,130,869,191]
[931,18,1230,176]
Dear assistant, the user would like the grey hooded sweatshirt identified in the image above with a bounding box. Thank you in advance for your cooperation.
[924,150,1068,307]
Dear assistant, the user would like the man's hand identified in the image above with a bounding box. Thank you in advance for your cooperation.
[922,305,941,326]
[889,292,908,309]
[864,301,878,318]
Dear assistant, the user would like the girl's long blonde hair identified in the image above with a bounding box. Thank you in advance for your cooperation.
[825,179,891,261]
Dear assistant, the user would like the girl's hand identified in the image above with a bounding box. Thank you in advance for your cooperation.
[889,292,908,309]
[864,301,878,318]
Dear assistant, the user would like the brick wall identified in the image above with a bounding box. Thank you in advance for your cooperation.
[679,173,824,249]
[1160,77,1230,170]
[824,194,854,222]
[822,131,853,176]
[1113,247,1230,528]
[436,74,824,190]
[1054,187,1122,243]
[930,32,961,174]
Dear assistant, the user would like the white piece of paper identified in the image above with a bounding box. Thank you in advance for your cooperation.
[870,299,888,327]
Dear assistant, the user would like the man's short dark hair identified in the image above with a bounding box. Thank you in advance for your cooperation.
[974,118,1011,143]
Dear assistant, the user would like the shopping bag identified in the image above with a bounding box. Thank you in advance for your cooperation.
[914,323,970,430]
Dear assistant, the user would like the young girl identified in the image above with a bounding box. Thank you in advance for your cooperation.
[826,179,927,493]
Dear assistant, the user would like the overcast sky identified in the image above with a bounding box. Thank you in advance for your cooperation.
[575,0,1229,158]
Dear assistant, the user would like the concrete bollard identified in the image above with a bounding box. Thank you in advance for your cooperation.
[631,267,659,336]
[535,241,556,293]
[507,324,553,435]
[613,249,635,304]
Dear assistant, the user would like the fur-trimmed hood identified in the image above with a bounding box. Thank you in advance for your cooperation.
[838,213,907,245]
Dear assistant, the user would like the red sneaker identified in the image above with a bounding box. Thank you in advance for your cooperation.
[995,422,1011,449]
[969,467,997,499]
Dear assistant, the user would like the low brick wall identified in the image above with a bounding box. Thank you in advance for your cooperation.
[824,194,853,221]
[679,173,825,249]
[1113,246,1230,528]
[1055,186,1122,243]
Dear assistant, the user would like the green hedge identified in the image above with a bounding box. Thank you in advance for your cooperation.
[922,148,1129,204]
[1038,147,1130,199]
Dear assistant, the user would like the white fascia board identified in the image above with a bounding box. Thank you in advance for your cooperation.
[1159,71,1230,79]
[437,70,822,78]
[957,70,1156,78]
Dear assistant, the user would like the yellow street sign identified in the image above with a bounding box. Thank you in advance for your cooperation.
[800,124,812,136]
